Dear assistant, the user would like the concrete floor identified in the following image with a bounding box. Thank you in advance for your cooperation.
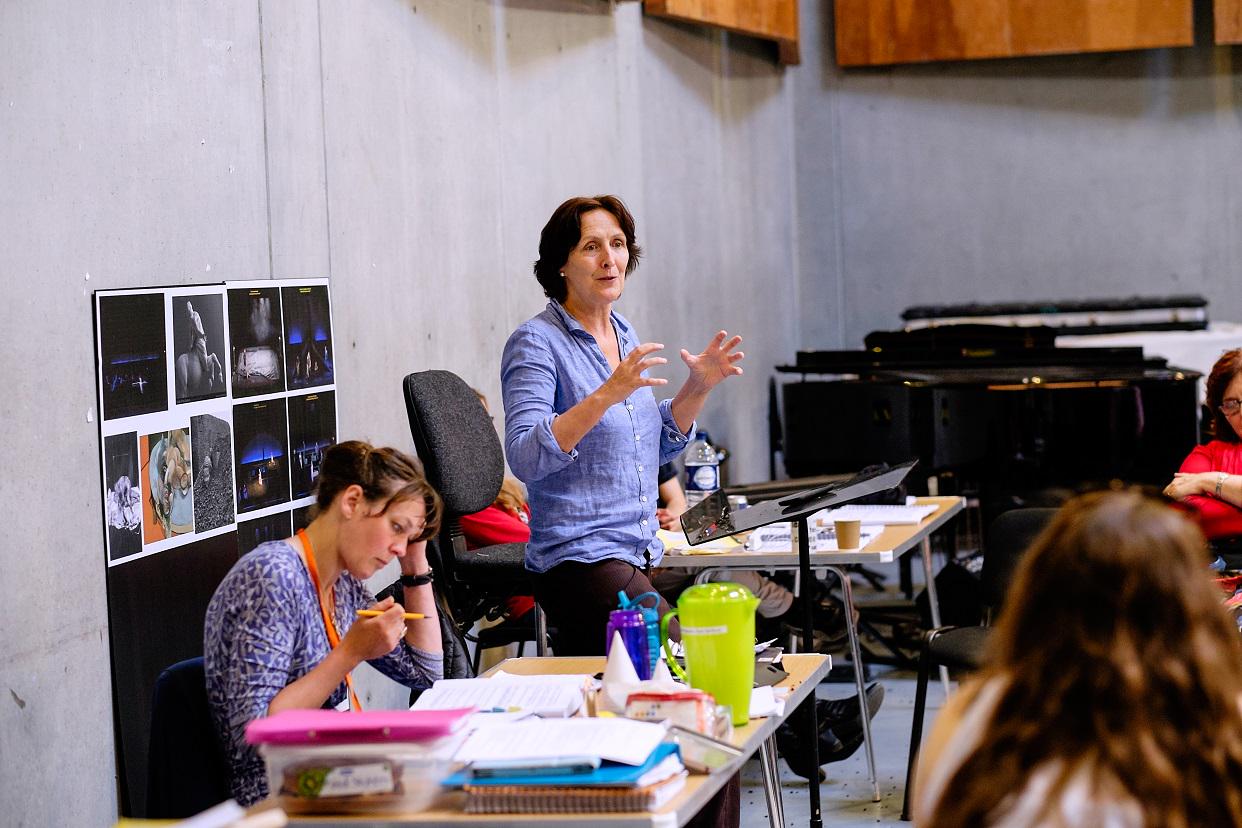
[738,667,955,827]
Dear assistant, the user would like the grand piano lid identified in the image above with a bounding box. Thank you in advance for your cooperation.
[679,460,918,546]
[777,324,1198,382]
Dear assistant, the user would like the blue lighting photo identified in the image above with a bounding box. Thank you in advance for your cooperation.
[98,293,168,421]
[287,391,337,499]
[232,399,290,514]
[281,284,334,390]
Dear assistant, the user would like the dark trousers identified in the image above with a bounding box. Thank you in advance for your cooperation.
[533,558,681,655]
[533,557,740,828]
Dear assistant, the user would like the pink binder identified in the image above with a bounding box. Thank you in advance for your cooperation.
[246,707,473,745]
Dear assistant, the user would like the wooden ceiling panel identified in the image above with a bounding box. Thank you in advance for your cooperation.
[835,0,1194,67]
[644,0,800,64]
[1218,0,1242,43]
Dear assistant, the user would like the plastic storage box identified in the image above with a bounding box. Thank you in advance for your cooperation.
[260,735,463,815]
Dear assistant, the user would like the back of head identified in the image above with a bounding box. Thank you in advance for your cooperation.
[930,489,1242,827]
[996,489,1227,676]
[313,440,442,540]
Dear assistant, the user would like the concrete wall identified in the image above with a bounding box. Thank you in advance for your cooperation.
[0,1,796,822]
[4,0,1242,822]
[794,0,1242,347]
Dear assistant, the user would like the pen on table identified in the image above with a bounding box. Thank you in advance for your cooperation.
[356,609,425,620]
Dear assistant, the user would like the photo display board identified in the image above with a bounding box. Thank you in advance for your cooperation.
[93,278,337,815]
[96,279,337,565]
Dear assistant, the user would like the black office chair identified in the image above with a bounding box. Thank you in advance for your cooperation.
[900,507,1056,821]
[146,657,231,818]
[403,370,547,667]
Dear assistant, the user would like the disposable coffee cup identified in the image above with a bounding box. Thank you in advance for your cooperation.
[834,518,862,550]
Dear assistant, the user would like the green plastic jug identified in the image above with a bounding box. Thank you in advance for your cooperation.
[660,582,760,726]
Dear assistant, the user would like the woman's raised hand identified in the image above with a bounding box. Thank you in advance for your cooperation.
[680,331,744,391]
[341,597,406,661]
[601,342,669,404]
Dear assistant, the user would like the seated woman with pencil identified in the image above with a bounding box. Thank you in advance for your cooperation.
[204,440,444,806]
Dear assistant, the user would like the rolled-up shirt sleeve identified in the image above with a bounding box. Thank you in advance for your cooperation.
[502,325,578,483]
[657,397,693,467]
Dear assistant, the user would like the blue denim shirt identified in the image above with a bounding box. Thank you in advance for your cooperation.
[502,301,693,573]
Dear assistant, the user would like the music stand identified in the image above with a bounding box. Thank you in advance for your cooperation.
[679,460,917,820]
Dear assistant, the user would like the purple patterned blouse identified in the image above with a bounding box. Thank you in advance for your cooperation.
[204,540,442,805]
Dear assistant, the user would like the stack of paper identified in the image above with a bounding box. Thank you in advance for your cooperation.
[443,721,686,814]
[658,528,742,555]
[411,674,587,717]
[745,522,882,552]
[818,503,938,525]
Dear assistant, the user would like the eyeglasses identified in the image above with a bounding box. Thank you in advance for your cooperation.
[1221,399,1242,416]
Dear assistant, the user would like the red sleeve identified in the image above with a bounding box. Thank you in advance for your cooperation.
[458,505,531,549]
[1179,444,1216,474]
[1175,443,1242,539]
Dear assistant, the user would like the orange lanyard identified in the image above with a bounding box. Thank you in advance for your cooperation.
[297,529,361,712]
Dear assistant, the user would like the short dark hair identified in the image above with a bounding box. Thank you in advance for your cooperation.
[532,195,643,302]
[1207,349,1242,443]
[313,440,441,539]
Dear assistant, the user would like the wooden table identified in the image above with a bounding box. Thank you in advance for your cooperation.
[271,653,831,827]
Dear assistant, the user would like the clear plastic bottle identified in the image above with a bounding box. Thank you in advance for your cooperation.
[684,429,719,506]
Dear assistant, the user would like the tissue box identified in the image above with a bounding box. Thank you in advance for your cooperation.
[625,690,716,733]
[260,737,460,815]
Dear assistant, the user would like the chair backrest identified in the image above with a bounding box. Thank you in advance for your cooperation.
[403,370,503,515]
[403,370,535,630]
[981,507,1057,612]
[146,657,230,818]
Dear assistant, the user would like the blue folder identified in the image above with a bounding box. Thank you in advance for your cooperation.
[444,742,681,788]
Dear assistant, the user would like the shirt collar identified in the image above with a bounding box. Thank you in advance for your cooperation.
[547,300,634,349]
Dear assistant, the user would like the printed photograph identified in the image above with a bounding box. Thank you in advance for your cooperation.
[173,293,227,404]
[99,293,168,421]
[141,428,194,544]
[237,511,292,556]
[104,432,143,561]
[287,391,337,500]
[233,399,290,514]
[191,413,234,533]
[282,284,334,390]
[228,287,284,398]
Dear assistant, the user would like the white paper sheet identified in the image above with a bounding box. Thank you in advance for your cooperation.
[453,717,668,766]
[411,675,588,717]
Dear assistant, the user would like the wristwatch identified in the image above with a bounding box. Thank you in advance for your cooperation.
[1217,472,1230,498]
[399,570,434,588]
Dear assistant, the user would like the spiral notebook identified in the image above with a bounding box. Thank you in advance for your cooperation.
[452,741,687,814]
[463,771,687,814]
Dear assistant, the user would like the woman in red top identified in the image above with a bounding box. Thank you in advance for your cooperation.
[459,477,535,619]
[1165,348,1242,539]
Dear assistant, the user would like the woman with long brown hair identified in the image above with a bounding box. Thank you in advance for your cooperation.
[915,489,1242,827]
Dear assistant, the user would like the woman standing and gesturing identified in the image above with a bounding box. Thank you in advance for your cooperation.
[501,194,744,656]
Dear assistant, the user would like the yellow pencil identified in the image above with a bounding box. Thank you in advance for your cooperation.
[356,609,425,620]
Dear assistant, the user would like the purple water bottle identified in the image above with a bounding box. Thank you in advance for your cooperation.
[605,608,651,680]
